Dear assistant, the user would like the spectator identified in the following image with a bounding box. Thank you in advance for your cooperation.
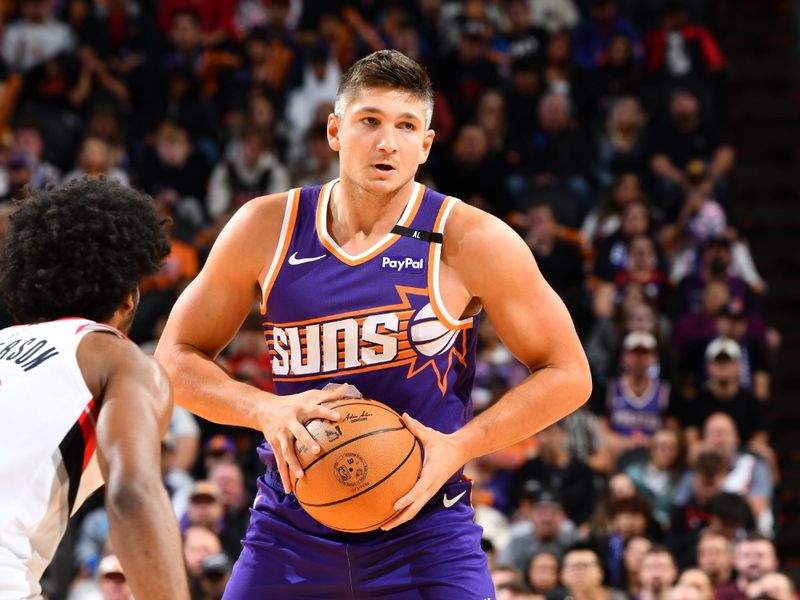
[668,451,727,568]
[571,0,641,72]
[183,525,223,581]
[525,203,587,327]
[592,201,654,290]
[12,119,60,189]
[208,461,250,560]
[696,413,773,534]
[526,551,563,597]
[499,486,577,574]
[138,121,209,209]
[678,569,714,600]
[522,92,593,224]
[97,554,132,600]
[182,480,225,533]
[549,543,628,600]
[670,237,755,319]
[598,331,675,458]
[715,536,778,600]
[590,34,645,109]
[696,530,735,591]
[594,234,668,318]
[293,123,340,187]
[668,584,704,600]
[63,137,129,185]
[503,0,550,65]
[582,173,646,244]
[643,3,725,101]
[433,123,506,214]
[639,546,679,600]
[624,428,685,527]
[685,339,769,453]
[622,536,652,598]
[530,0,580,33]
[744,573,796,600]
[435,20,502,126]
[591,495,654,587]
[593,98,649,189]
[648,88,734,220]
[1,0,75,73]
[207,128,290,224]
[510,420,598,528]
[197,553,232,600]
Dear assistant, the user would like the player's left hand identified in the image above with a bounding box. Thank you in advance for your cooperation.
[380,413,468,531]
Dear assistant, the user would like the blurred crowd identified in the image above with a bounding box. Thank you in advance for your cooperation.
[0,0,786,599]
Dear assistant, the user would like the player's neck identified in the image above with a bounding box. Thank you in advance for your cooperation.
[329,177,415,240]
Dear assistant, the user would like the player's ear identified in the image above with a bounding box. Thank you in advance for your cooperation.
[327,113,341,152]
[418,128,435,165]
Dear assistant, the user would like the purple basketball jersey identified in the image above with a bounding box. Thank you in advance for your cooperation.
[224,180,495,599]
[259,180,479,479]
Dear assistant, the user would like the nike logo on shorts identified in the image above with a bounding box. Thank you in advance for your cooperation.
[288,252,326,265]
[443,490,466,508]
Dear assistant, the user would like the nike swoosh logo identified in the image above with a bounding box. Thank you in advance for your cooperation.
[288,252,326,265]
[443,490,466,508]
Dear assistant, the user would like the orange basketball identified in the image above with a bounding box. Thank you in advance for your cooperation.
[293,397,422,533]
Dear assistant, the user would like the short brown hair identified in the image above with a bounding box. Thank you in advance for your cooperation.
[334,50,434,127]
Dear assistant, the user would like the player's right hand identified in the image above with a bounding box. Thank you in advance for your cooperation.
[256,385,350,495]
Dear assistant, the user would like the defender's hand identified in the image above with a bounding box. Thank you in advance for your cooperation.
[380,413,468,530]
[256,385,351,495]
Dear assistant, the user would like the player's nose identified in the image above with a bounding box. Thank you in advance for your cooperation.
[376,126,399,153]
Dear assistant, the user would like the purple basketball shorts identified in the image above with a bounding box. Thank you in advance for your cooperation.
[222,474,495,599]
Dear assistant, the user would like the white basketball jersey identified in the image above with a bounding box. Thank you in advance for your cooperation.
[0,318,123,599]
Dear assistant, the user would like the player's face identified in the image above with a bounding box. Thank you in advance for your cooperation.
[328,87,434,197]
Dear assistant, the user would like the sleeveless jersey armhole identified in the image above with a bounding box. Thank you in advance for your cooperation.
[260,188,300,314]
[427,196,476,330]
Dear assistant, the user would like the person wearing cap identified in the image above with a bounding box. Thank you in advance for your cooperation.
[715,304,770,401]
[198,553,232,600]
[599,330,675,460]
[181,480,225,534]
[498,484,577,574]
[510,421,598,529]
[685,337,768,455]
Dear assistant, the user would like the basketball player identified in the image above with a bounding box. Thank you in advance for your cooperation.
[0,178,189,599]
[156,50,591,598]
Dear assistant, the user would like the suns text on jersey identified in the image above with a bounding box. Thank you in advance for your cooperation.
[269,312,400,376]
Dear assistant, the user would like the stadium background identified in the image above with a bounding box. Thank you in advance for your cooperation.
[0,0,797,598]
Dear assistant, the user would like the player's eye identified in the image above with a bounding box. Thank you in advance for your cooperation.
[362,117,378,126]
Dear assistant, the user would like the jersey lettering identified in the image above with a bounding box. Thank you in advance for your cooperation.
[0,337,59,371]
[270,312,400,376]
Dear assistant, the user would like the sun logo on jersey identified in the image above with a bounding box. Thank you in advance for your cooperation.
[264,285,472,394]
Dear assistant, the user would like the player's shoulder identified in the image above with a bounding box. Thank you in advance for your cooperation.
[232,191,293,226]
[442,199,527,256]
[77,331,167,397]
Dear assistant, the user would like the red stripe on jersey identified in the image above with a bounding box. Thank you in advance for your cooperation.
[78,398,98,472]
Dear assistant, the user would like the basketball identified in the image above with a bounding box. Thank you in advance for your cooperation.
[293,397,422,533]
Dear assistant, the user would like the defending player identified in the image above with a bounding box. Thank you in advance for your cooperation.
[0,178,189,600]
[156,50,591,598]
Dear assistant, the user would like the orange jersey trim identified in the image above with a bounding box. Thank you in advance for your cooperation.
[315,180,425,267]
[260,189,300,314]
[427,197,472,331]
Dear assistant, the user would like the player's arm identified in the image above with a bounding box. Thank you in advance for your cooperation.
[79,333,189,600]
[449,204,591,456]
[155,195,347,493]
[384,204,591,529]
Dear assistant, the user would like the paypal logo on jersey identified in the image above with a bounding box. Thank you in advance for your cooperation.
[380,256,424,273]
